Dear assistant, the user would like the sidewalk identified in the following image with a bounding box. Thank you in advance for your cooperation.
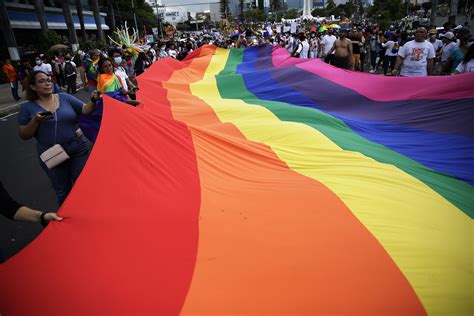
[0,83,26,117]
[0,74,85,117]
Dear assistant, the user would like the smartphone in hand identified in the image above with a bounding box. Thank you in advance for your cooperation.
[38,111,53,120]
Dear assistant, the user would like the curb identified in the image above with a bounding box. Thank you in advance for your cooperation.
[0,102,24,118]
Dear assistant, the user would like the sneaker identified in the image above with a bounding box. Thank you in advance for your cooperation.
[369,69,375,73]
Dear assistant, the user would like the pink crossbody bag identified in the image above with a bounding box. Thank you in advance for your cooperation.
[39,103,70,169]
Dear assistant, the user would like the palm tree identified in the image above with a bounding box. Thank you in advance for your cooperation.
[430,0,438,25]
[107,0,116,32]
[239,0,244,22]
[75,0,88,41]
[62,0,79,50]
[220,0,230,18]
[33,0,49,36]
[90,0,104,41]
[449,0,458,25]
[0,0,18,60]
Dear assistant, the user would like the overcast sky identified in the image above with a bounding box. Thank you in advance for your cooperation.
[159,0,216,12]
[158,0,359,13]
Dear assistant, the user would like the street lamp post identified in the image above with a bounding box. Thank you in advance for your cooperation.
[155,0,164,39]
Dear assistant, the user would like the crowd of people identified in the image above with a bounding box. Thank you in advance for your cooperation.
[1,19,473,226]
[271,21,473,76]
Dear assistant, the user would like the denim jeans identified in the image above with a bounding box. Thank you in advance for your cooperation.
[10,80,19,100]
[383,55,397,75]
[37,134,92,205]
[370,50,377,69]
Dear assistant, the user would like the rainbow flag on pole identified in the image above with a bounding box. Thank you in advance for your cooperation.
[1,46,472,315]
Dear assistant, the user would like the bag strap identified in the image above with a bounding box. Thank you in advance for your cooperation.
[53,94,58,145]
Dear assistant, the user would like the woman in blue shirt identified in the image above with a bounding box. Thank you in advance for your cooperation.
[17,71,99,205]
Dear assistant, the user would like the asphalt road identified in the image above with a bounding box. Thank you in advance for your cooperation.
[0,89,90,262]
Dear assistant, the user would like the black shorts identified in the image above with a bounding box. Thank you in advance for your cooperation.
[333,56,351,69]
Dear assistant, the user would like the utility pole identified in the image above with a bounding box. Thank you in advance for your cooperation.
[131,0,139,33]
[154,0,164,39]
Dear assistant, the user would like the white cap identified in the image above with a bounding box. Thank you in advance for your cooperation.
[441,31,455,39]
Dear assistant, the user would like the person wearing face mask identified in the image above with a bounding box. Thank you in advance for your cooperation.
[309,32,320,59]
[158,42,169,60]
[148,44,157,62]
[444,28,472,74]
[111,50,137,99]
[62,55,77,94]
[428,29,443,53]
[437,32,457,71]
[33,56,52,75]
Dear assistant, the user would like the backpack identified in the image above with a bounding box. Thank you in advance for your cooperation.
[64,61,76,77]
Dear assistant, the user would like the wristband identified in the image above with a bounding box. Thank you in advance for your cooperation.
[40,212,48,228]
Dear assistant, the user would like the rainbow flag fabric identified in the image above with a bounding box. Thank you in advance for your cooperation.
[0,45,472,315]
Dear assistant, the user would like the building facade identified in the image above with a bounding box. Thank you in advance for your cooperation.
[1,0,109,60]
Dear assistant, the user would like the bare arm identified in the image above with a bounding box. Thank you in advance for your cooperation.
[82,90,100,115]
[348,39,353,57]
[13,206,63,224]
[18,114,47,140]
[427,58,434,76]
[327,41,336,55]
[126,78,136,90]
[392,56,404,75]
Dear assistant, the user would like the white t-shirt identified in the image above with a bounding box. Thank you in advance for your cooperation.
[114,66,129,91]
[455,59,474,73]
[167,49,178,59]
[440,41,457,62]
[286,36,296,53]
[382,40,398,56]
[429,39,443,52]
[322,35,337,55]
[149,48,157,61]
[34,62,53,74]
[398,40,436,76]
[300,40,310,59]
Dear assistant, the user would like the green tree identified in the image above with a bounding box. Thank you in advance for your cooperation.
[244,8,267,22]
[312,8,327,16]
[111,0,158,31]
[369,0,404,23]
[326,0,337,10]
[270,0,282,12]
[283,8,300,19]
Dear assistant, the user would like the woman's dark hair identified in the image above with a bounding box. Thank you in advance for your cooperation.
[25,70,50,101]
[462,43,474,64]
[98,57,113,74]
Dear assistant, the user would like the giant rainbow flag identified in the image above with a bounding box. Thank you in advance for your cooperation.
[0,45,473,315]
